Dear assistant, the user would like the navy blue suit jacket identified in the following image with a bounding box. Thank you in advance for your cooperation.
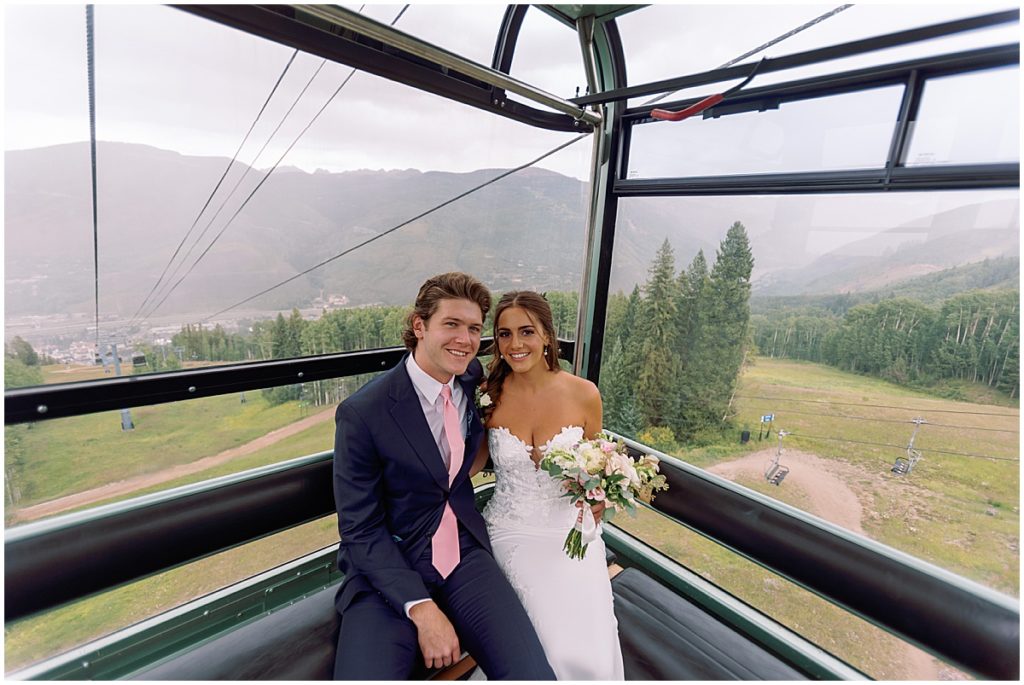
[333,354,490,616]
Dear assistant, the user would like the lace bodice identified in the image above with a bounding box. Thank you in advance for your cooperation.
[482,425,584,530]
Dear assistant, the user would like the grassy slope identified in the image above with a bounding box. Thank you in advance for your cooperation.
[6,391,309,510]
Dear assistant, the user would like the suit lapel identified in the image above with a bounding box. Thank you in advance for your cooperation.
[388,358,450,491]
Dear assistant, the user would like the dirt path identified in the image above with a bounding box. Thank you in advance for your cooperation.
[12,407,337,523]
[706,448,947,680]
[706,448,865,534]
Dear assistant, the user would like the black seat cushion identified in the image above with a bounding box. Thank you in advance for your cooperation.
[131,586,340,680]
[612,567,808,680]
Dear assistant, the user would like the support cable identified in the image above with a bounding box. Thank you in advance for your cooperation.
[787,432,1019,462]
[644,4,853,106]
[86,5,100,349]
[126,49,300,329]
[138,56,327,323]
[759,407,1019,433]
[736,394,1019,418]
[141,5,408,322]
[201,131,591,322]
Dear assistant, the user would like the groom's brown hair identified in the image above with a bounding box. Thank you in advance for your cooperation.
[402,272,491,350]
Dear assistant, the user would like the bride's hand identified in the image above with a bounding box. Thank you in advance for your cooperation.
[578,500,606,522]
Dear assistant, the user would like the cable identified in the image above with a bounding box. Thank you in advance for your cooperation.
[127,50,300,330]
[138,56,328,322]
[141,4,409,323]
[755,407,1019,433]
[645,4,854,106]
[86,5,100,350]
[737,394,1019,418]
[201,131,591,322]
[786,433,1019,462]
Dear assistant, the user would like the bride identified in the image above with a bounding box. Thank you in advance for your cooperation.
[470,291,624,680]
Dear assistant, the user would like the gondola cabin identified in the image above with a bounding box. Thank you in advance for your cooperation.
[4,3,1019,680]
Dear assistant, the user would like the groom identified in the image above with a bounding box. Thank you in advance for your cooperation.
[332,272,554,680]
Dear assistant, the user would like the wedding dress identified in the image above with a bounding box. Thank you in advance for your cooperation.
[482,425,625,680]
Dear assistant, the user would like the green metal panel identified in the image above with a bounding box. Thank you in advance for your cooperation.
[11,545,342,680]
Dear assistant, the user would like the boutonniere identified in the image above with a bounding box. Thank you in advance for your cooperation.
[474,385,492,412]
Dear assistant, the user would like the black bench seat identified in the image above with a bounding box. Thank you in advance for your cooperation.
[611,568,807,680]
[132,564,810,680]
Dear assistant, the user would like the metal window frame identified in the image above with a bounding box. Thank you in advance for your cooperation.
[176,4,595,133]
[614,44,1020,196]
[4,340,576,425]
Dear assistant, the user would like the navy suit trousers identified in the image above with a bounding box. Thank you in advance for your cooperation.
[333,527,554,680]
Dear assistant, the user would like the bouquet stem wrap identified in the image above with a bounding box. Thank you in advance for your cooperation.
[564,506,600,559]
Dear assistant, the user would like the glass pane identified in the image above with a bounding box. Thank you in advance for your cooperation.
[599,191,1019,601]
[4,4,591,385]
[614,507,973,679]
[905,66,1020,166]
[618,5,1018,108]
[506,6,588,109]
[626,86,902,178]
[4,516,338,674]
[4,379,378,523]
[363,4,507,68]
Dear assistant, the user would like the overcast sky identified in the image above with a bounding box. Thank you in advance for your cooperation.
[4,2,1018,181]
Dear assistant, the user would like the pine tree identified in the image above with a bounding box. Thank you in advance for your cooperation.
[600,338,641,436]
[635,239,682,429]
[673,250,711,437]
[704,221,754,425]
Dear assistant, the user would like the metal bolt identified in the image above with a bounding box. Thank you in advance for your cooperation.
[203,610,209,616]
[297,372,304,378]
[381,361,386,367]
[82,661,90,669]
[37,404,48,414]
[188,386,196,393]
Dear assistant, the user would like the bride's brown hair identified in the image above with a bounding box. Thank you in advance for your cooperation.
[483,291,560,417]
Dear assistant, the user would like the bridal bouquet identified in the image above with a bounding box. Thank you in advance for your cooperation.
[539,434,668,559]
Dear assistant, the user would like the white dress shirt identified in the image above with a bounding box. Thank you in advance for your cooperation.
[405,353,468,467]
[403,353,469,616]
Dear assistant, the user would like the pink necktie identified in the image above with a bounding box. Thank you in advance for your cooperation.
[432,384,464,578]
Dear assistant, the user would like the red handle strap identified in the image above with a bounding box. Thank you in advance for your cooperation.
[651,92,724,122]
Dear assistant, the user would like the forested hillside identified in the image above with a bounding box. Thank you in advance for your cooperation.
[752,289,1019,398]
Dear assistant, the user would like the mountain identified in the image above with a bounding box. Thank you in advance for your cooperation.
[5,142,1019,323]
[3,142,731,319]
[752,199,1020,296]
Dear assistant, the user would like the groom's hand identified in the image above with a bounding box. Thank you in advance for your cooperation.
[409,600,461,670]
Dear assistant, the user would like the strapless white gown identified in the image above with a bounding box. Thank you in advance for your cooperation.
[482,426,624,680]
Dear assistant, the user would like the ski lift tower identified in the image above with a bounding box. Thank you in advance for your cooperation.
[765,430,791,485]
[99,334,135,431]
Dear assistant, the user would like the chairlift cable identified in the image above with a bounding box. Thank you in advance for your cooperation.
[644,4,854,107]
[201,131,591,322]
[735,394,1019,418]
[86,5,100,350]
[127,49,301,329]
[139,56,328,322]
[759,407,1019,433]
[787,432,1018,462]
[140,5,407,323]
